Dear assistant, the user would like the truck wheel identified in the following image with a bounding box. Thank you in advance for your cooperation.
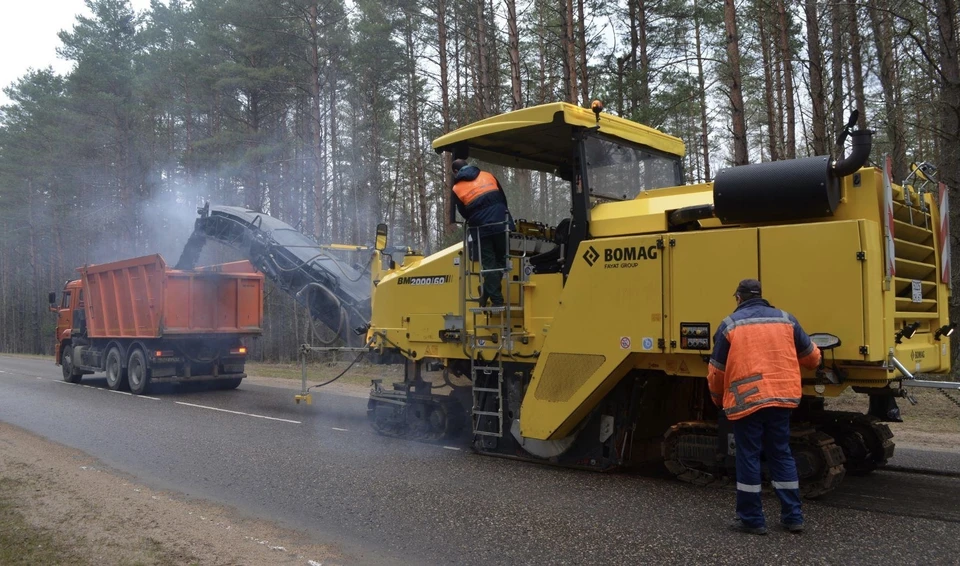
[105,348,128,391]
[127,349,151,395]
[220,378,243,390]
[61,348,82,384]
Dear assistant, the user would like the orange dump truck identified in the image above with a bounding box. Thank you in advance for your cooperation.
[49,254,264,394]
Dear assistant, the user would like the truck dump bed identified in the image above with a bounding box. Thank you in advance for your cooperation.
[81,254,263,339]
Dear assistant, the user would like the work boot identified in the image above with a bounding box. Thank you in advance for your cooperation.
[781,521,804,533]
[729,519,767,535]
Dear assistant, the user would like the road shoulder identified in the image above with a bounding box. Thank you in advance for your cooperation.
[0,421,342,565]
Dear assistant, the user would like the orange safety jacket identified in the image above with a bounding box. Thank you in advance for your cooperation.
[453,170,501,206]
[707,298,821,420]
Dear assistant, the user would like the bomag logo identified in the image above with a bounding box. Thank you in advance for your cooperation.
[582,244,659,269]
[397,275,450,286]
[583,246,600,266]
[604,246,658,262]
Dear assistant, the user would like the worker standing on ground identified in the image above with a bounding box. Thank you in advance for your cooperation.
[451,159,513,307]
[707,279,821,535]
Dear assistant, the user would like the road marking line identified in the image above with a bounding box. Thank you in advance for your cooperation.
[82,385,97,389]
[36,376,43,380]
[856,494,892,501]
[0,370,6,373]
[109,390,133,396]
[443,446,461,451]
[53,380,72,386]
[331,427,349,432]
[137,395,160,401]
[175,402,301,424]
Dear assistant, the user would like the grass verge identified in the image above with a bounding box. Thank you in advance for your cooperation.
[0,478,88,566]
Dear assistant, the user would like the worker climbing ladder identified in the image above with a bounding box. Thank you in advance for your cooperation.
[461,221,529,439]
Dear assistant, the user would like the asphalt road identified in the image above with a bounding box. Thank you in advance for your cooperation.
[1,354,959,565]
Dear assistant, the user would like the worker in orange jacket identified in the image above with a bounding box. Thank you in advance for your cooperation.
[707,278,821,535]
[451,159,514,307]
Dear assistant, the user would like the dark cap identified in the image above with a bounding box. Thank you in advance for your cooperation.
[452,159,468,173]
[735,278,762,297]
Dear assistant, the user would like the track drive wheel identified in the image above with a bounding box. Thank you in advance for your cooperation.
[790,428,846,499]
[815,412,894,476]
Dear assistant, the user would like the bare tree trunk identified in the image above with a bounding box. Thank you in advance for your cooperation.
[577,0,589,105]
[804,0,827,155]
[476,0,490,117]
[776,0,796,158]
[936,0,960,367]
[405,12,429,251]
[758,5,780,161]
[628,0,639,114]
[867,0,908,181]
[867,0,907,182]
[847,1,867,129]
[564,0,578,103]
[693,0,711,180]
[506,0,531,217]
[309,3,325,242]
[723,0,749,165]
[637,0,650,119]
[506,0,522,111]
[438,0,454,238]
[830,0,845,156]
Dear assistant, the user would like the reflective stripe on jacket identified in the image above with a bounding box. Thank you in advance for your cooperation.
[453,170,500,206]
[706,298,821,420]
[452,166,510,237]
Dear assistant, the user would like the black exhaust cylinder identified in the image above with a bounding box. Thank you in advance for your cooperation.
[713,155,838,224]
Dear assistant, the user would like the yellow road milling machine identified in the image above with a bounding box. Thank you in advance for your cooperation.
[361,102,955,497]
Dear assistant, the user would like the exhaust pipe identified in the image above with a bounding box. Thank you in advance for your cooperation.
[832,129,873,177]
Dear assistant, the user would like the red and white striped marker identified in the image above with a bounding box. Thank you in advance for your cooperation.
[940,182,951,290]
[882,155,896,280]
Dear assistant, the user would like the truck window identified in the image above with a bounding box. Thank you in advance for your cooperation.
[78,289,84,307]
[61,291,72,309]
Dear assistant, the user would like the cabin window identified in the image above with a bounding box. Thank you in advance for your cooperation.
[584,136,682,201]
[61,291,72,309]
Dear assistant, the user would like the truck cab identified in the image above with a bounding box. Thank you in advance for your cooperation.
[50,279,85,380]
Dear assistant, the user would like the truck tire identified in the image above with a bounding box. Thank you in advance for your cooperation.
[127,349,151,395]
[220,377,243,390]
[105,347,128,391]
[61,347,82,384]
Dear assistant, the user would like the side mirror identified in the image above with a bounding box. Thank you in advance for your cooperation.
[809,333,841,351]
[375,223,388,252]
[48,292,57,305]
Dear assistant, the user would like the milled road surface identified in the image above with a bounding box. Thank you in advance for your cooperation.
[1,354,959,564]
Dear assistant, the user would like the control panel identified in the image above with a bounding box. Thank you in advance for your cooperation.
[680,322,711,351]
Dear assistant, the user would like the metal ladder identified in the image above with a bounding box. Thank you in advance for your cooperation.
[461,222,528,438]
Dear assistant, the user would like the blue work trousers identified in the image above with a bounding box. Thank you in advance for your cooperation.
[732,407,803,528]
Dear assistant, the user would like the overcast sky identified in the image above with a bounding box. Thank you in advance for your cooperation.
[0,0,153,105]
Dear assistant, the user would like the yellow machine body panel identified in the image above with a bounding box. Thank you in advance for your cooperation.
[516,182,951,440]
[589,183,715,238]
[518,235,664,440]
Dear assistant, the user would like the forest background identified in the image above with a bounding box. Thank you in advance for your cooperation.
[0,0,958,364]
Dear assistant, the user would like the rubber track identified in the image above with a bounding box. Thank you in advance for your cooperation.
[662,421,847,499]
